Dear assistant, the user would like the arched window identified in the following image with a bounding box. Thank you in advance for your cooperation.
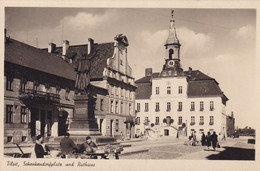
[169,49,174,59]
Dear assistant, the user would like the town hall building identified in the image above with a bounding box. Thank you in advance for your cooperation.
[135,11,232,138]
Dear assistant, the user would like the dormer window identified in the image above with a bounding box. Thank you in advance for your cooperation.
[169,49,174,59]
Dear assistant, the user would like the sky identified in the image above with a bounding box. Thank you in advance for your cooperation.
[5,8,256,129]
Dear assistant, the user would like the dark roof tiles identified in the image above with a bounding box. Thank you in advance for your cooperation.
[5,39,76,80]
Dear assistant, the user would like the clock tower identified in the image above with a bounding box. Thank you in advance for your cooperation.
[161,10,184,77]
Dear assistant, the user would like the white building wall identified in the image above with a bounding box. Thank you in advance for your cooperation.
[135,76,227,138]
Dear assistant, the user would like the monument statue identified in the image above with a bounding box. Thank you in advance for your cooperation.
[74,46,97,94]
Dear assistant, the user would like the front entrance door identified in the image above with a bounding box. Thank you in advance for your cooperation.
[40,110,46,137]
[30,108,39,138]
[47,111,52,136]
[164,129,169,136]
[110,120,113,136]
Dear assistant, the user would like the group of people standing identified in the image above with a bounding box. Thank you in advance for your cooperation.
[201,131,219,151]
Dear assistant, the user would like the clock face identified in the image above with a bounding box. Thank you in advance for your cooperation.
[167,60,174,67]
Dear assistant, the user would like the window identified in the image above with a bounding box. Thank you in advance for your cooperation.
[178,102,182,111]
[169,49,174,59]
[6,76,13,91]
[156,87,159,95]
[155,117,160,125]
[137,103,140,112]
[190,116,195,125]
[144,117,149,125]
[199,116,204,125]
[125,90,128,98]
[199,129,204,133]
[20,78,27,93]
[6,105,13,123]
[155,102,160,112]
[21,107,27,124]
[111,86,114,95]
[167,86,171,94]
[178,116,182,125]
[111,100,114,113]
[167,102,171,112]
[120,102,124,114]
[33,80,39,91]
[191,102,195,111]
[115,87,118,96]
[115,119,119,132]
[129,91,132,100]
[100,99,104,111]
[178,86,182,94]
[145,103,149,112]
[7,136,12,143]
[120,59,123,66]
[65,88,70,100]
[210,101,214,111]
[200,101,204,111]
[121,89,124,97]
[115,101,119,114]
[129,103,132,115]
[210,116,214,125]
[136,117,140,125]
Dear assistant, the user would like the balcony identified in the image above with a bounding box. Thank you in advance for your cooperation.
[209,122,214,125]
[210,108,214,111]
[155,122,160,125]
[190,108,195,111]
[19,89,60,104]
[200,108,204,112]
[199,122,204,125]
[166,109,171,112]
[155,109,160,112]
[177,108,182,112]
[178,122,182,125]
[190,122,195,126]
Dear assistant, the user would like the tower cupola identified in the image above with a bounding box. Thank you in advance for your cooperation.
[161,10,184,77]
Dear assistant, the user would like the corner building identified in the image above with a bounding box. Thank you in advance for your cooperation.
[135,11,229,138]
[4,32,136,143]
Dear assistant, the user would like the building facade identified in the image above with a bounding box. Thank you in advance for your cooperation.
[135,11,230,138]
[4,32,136,143]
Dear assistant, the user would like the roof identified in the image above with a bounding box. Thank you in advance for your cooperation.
[43,42,114,79]
[5,38,76,80]
[187,80,225,98]
[135,69,227,100]
[135,83,152,99]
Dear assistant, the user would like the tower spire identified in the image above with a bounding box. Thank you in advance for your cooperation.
[161,10,183,77]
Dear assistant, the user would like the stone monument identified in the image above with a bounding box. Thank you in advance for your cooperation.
[69,44,100,136]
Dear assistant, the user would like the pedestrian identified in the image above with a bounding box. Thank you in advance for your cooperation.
[201,132,206,146]
[80,136,98,159]
[121,131,124,141]
[60,132,77,158]
[210,131,218,151]
[205,132,211,150]
[34,135,48,158]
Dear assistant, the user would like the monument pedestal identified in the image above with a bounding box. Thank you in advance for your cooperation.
[69,94,101,136]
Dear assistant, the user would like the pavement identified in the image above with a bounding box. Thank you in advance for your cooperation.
[4,136,255,160]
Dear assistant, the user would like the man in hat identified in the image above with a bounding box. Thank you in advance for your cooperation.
[80,136,98,159]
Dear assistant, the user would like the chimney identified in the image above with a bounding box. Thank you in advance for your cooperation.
[189,67,192,73]
[231,112,234,118]
[48,43,56,53]
[88,38,94,55]
[145,68,153,76]
[62,40,69,56]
